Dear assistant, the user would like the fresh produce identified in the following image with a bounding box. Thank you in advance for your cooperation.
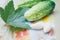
[0,0,55,32]
[24,1,55,21]
[19,0,45,8]
[0,1,31,29]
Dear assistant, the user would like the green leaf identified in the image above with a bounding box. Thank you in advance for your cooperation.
[1,0,31,29]
[0,7,4,15]
[8,7,31,29]
[8,7,29,22]
[18,0,49,8]
[1,0,15,23]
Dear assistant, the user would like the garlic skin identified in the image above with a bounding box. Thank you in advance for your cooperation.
[43,25,52,33]
[43,22,54,33]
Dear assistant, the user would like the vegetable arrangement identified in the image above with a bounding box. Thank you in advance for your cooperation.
[0,0,55,31]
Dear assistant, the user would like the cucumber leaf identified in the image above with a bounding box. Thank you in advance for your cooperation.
[1,0,31,29]
[0,7,4,15]
[1,1,15,23]
[8,8,31,29]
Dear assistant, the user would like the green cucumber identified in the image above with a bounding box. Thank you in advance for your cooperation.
[24,1,55,21]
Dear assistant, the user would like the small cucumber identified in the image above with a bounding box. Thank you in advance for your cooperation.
[24,1,55,21]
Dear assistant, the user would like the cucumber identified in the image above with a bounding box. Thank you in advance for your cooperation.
[24,1,55,21]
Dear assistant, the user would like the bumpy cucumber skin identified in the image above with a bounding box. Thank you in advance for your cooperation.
[24,1,55,21]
